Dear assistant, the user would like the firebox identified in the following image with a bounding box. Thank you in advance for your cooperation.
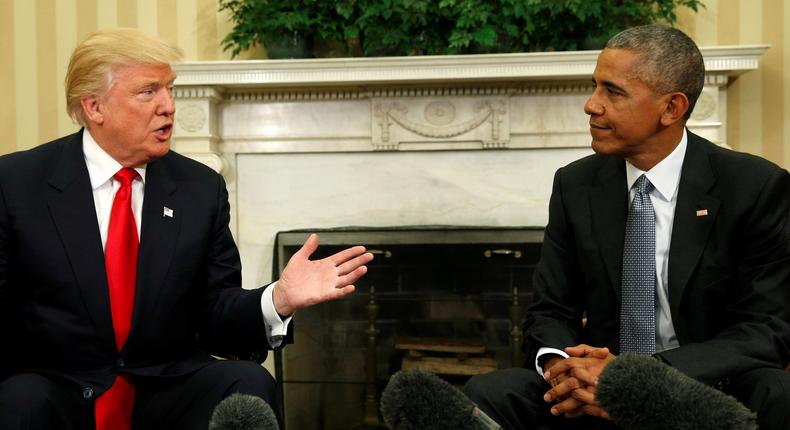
[273,227,543,430]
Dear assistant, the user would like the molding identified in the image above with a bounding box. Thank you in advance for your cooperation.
[173,45,768,89]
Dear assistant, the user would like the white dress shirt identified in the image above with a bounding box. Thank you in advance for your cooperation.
[535,129,687,376]
[82,130,291,348]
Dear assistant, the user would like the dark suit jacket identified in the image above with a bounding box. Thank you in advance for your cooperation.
[0,130,279,396]
[523,130,790,387]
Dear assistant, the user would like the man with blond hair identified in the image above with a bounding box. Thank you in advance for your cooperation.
[464,25,790,430]
[0,28,373,429]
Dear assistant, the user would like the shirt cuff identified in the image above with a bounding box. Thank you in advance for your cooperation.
[261,282,293,349]
[535,347,569,380]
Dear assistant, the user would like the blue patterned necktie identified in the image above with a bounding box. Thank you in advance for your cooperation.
[620,174,656,355]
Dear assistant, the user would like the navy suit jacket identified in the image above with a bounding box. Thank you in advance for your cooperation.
[524,130,790,386]
[0,130,276,396]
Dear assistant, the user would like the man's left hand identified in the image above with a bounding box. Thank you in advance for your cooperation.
[543,344,615,419]
[273,233,374,316]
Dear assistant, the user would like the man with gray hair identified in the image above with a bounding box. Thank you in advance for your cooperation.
[0,28,373,429]
[464,24,790,430]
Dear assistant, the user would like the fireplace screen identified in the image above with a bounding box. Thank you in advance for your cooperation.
[273,227,543,430]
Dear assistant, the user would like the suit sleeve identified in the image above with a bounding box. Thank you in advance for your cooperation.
[522,168,586,366]
[0,179,9,372]
[193,174,279,356]
[658,167,790,384]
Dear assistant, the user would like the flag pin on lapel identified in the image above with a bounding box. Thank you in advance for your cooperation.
[163,206,174,218]
[696,209,708,217]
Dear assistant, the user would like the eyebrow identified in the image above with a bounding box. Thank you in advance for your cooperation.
[592,77,627,94]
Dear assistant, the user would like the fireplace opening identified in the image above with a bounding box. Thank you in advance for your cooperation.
[273,227,543,430]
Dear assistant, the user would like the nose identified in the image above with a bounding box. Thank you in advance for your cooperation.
[584,90,603,116]
[157,88,176,116]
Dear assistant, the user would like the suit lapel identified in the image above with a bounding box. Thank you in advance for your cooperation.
[668,132,719,320]
[132,156,180,333]
[46,131,115,342]
[590,156,629,294]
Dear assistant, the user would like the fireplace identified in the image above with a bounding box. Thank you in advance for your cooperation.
[273,227,543,429]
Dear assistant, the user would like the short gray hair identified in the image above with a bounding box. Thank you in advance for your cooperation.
[606,25,705,119]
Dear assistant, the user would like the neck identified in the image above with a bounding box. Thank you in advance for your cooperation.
[625,124,685,171]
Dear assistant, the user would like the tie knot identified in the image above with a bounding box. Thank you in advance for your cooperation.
[114,168,138,187]
[633,174,654,195]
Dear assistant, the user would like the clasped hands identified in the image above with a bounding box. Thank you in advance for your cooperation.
[273,234,374,316]
[542,344,616,420]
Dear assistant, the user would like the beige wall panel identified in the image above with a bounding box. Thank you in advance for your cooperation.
[720,0,742,152]
[97,0,117,28]
[761,0,785,165]
[693,0,719,46]
[14,0,38,150]
[157,0,178,45]
[176,0,198,59]
[197,0,218,60]
[118,0,137,28]
[56,0,80,137]
[216,2,234,60]
[0,0,16,155]
[76,0,98,42]
[786,0,790,168]
[737,0,764,157]
[137,0,157,36]
[37,0,59,144]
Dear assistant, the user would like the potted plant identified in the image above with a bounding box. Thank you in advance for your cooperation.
[219,0,703,58]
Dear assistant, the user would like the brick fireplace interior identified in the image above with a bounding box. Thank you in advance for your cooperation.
[273,227,543,429]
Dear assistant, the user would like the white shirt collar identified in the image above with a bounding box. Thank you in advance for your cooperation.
[625,128,687,202]
[82,129,147,189]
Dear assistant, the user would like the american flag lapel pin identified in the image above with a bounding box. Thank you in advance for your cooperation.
[696,209,708,217]
[163,206,174,218]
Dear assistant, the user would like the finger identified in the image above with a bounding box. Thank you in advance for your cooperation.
[564,344,596,357]
[550,396,583,417]
[326,245,368,266]
[546,357,589,377]
[336,252,374,276]
[544,376,581,402]
[336,266,368,288]
[564,408,586,419]
[569,386,596,405]
[326,284,355,301]
[585,347,611,359]
[568,366,599,387]
[294,233,319,260]
[580,404,610,420]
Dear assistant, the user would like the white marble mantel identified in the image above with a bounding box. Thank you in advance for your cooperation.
[171,46,767,290]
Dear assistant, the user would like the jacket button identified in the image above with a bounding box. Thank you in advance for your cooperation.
[82,387,94,399]
[116,358,125,368]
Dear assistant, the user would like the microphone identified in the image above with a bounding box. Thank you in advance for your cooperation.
[596,353,756,430]
[208,393,279,430]
[380,369,502,430]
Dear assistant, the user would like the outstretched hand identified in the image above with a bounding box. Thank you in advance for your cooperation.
[273,234,374,316]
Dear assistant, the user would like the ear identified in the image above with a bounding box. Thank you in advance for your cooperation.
[659,92,689,126]
[80,96,104,126]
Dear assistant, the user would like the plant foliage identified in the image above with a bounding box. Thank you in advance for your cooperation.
[220,0,703,58]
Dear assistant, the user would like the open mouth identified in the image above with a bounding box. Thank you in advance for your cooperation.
[154,124,173,140]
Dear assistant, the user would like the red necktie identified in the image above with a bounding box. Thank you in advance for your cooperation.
[95,168,139,430]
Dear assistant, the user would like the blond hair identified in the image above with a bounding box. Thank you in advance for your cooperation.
[65,28,183,126]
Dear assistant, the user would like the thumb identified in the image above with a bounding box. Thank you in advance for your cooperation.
[294,233,319,260]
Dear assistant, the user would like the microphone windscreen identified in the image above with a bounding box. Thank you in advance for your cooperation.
[380,369,501,430]
[596,353,756,430]
[208,393,279,430]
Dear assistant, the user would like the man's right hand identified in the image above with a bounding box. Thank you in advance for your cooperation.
[542,345,614,420]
